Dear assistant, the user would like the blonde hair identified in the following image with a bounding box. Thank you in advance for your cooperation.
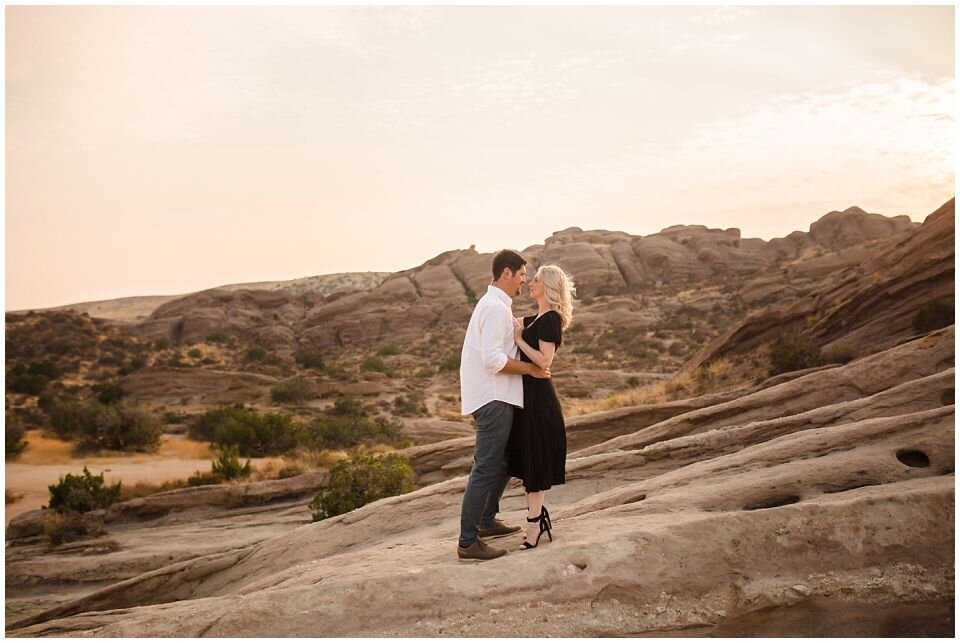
[537,264,576,330]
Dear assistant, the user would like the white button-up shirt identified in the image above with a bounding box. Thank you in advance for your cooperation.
[460,285,524,415]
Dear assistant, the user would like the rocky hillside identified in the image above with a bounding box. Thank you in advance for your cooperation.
[24,272,389,322]
[130,207,918,358]
[685,199,954,373]
[6,325,954,636]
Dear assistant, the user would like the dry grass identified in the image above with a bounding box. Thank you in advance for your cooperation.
[16,431,75,465]
[117,478,191,502]
[159,437,214,460]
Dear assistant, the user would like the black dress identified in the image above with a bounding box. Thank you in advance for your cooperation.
[507,310,567,492]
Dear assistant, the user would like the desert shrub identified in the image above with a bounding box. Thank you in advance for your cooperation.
[331,396,366,416]
[161,411,187,424]
[42,511,104,545]
[191,405,302,457]
[7,371,49,395]
[822,343,856,365]
[668,342,686,357]
[92,381,126,405]
[206,330,229,344]
[210,445,252,481]
[913,298,954,333]
[361,356,387,373]
[187,471,225,486]
[72,400,162,453]
[6,489,23,504]
[305,399,404,450]
[119,355,147,376]
[769,332,822,376]
[246,347,268,362]
[270,376,315,404]
[46,467,121,514]
[152,338,170,351]
[294,348,326,371]
[626,376,641,389]
[116,478,190,502]
[393,391,428,417]
[414,367,437,379]
[377,343,402,356]
[308,453,415,521]
[6,412,27,458]
[278,464,306,479]
[187,348,203,359]
[167,352,184,367]
[47,398,100,439]
[438,355,461,372]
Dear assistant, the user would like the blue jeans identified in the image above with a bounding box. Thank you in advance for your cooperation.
[458,400,514,547]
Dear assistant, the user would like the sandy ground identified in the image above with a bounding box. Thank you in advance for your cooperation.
[4,431,281,521]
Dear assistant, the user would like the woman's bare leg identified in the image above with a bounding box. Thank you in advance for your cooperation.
[524,490,545,545]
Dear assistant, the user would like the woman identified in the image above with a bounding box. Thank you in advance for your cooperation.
[506,264,575,549]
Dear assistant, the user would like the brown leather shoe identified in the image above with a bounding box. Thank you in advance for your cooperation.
[457,539,507,561]
[478,519,522,538]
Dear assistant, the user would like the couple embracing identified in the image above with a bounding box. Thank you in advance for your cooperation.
[457,249,576,561]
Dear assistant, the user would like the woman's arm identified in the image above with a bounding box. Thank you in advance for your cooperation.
[513,319,556,370]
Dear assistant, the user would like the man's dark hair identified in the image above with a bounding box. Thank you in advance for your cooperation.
[491,250,527,281]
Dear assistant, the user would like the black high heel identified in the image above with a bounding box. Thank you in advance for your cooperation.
[520,506,553,549]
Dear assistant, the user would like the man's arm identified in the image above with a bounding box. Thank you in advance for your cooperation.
[500,357,550,379]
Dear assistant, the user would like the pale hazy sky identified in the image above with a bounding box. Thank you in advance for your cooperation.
[6,5,955,310]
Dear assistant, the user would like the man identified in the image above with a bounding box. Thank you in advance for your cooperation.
[457,249,550,561]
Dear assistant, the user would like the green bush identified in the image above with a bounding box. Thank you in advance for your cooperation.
[438,355,461,372]
[393,391,428,417]
[331,396,366,417]
[626,376,641,388]
[206,330,229,344]
[47,398,100,440]
[153,338,170,351]
[304,398,404,450]
[6,412,27,458]
[308,453,415,521]
[8,372,49,395]
[46,467,121,514]
[769,332,822,376]
[305,414,404,450]
[92,381,126,405]
[278,464,306,479]
[913,298,954,333]
[119,355,147,376]
[191,405,302,457]
[377,343,402,356]
[42,511,104,545]
[210,445,252,480]
[75,400,163,453]
[187,348,203,359]
[246,347,268,362]
[271,377,315,404]
[161,411,187,424]
[294,348,326,371]
[414,367,437,379]
[187,470,225,486]
[361,356,387,373]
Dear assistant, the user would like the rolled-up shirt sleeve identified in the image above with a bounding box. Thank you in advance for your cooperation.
[478,304,511,374]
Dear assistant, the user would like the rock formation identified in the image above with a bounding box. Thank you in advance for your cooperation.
[685,198,953,371]
[7,326,953,637]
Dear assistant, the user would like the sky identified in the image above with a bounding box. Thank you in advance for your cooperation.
[5,5,955,310]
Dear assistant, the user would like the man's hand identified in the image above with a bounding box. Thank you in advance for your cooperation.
[526,363,551,379]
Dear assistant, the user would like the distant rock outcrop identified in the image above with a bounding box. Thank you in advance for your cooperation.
[685,199,953,371]
[129,206,921,355]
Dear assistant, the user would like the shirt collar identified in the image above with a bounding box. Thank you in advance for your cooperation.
[487,284,513,308]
